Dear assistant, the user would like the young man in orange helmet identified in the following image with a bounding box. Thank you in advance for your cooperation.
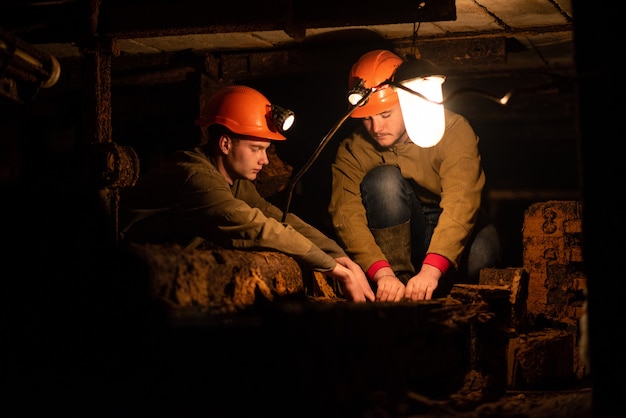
[120,85,374,303]
[329,50,501,302]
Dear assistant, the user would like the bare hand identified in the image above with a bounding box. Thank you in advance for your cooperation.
[330,257,375,302]
[372,268,405,302]
[375,276,406,302]
[404,264,442,300]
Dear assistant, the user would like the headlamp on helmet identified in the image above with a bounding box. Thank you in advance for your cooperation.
[270,104,295,133]
[347,77,393,108]
[347,78,371,106]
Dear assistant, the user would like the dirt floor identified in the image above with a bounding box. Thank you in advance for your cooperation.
[395,387,593,418]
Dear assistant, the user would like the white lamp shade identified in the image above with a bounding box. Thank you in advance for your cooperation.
[396,76,445,148]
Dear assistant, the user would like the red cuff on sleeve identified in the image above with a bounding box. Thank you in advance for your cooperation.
[366,260,392,280]
[423,253,451,274]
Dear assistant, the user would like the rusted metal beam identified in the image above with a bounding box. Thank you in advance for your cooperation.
[1,0,456,43]
[100,0,455,39]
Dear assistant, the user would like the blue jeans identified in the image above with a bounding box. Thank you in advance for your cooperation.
[360,165,500,282]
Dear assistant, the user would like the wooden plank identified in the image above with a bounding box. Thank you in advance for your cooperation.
[124,242,305,316]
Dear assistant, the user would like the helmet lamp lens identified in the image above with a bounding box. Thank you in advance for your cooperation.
[270,104,295,134]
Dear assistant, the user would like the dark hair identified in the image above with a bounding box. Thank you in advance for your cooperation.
[202,124,241,153]
[206,124,230,142]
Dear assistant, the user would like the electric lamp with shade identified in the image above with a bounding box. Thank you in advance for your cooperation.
[392,58,446,148]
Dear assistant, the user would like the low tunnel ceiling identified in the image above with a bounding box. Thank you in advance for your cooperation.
[1,0,575,81]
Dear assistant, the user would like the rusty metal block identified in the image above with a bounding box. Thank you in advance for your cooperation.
[451,267,529,332]
[507,329,575,390]
[522,200,586,325]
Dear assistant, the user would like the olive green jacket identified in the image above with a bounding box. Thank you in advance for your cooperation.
[120,147,345,272]
[328,109,485,272]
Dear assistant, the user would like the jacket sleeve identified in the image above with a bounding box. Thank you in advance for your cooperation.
[328,136,387,271]
[237,180,348,259]
[177,171,339,272]
[425,114,485,268]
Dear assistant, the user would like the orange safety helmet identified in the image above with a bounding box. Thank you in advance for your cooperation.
[348,49,404,118]
[195,85,288,141]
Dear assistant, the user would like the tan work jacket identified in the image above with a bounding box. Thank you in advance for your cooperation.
[328,109,485,272]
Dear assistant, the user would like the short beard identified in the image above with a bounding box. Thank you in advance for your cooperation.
[369,129,408,151]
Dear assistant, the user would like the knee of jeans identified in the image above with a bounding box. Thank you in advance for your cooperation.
[361,166,412,226]
[468,224,501,273]
[361,165,405,198]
